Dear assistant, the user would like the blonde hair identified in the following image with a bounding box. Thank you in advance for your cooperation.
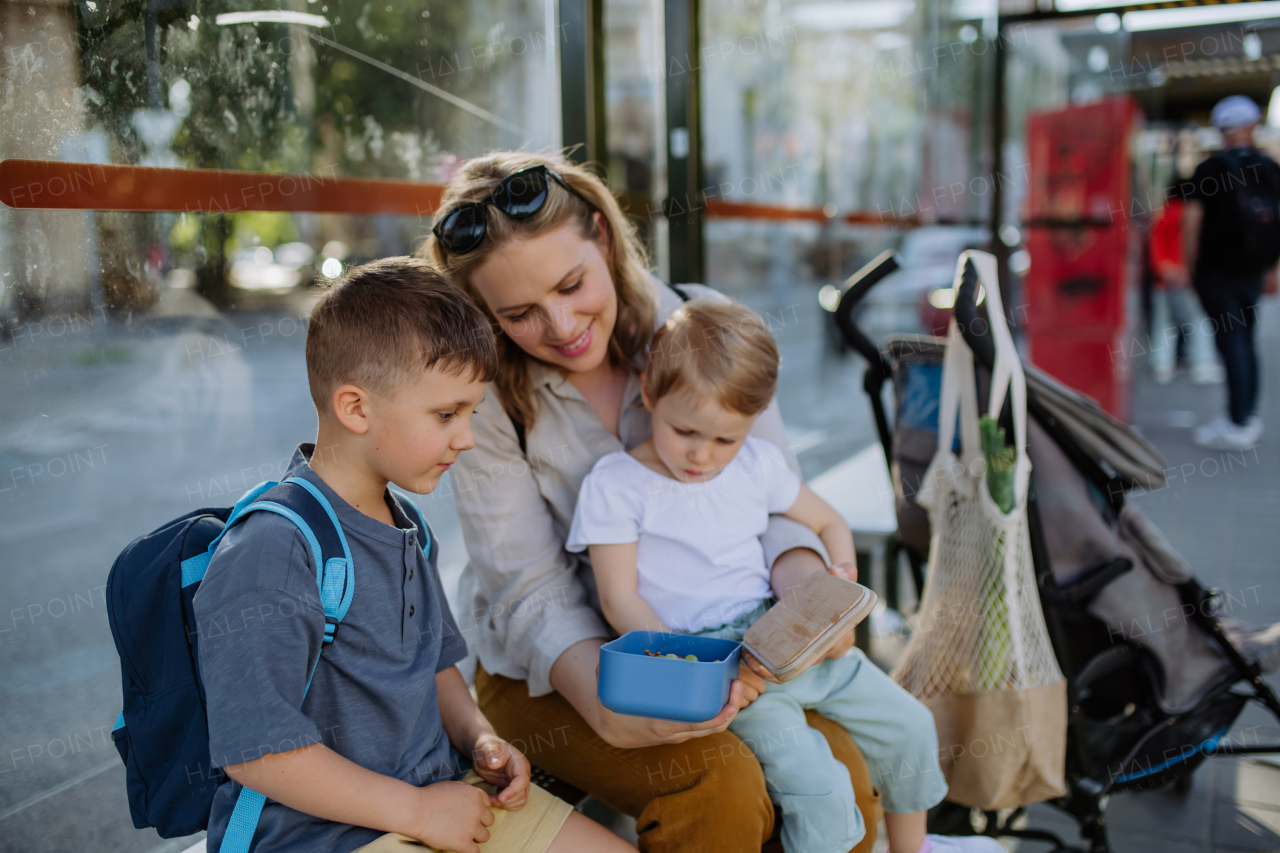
[421,152,655,430]
[645,300,779,416]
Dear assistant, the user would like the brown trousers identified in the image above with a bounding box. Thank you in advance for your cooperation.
[476,667,881,853]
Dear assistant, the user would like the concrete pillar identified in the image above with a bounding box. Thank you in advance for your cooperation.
[0,0,92,320]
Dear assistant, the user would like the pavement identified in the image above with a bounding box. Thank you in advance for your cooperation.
[1,280,1277,852]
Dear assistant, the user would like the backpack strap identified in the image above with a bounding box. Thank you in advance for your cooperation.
[185,478,355,853]
[511,416,528,456]
[179,480,279,588]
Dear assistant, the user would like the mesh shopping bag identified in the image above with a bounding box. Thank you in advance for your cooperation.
[892,251,1067,811]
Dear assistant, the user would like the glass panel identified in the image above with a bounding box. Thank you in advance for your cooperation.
[699,0,995,475]
[604,0,667,262]
[0,2,555,849]
[1002,9,1280,423]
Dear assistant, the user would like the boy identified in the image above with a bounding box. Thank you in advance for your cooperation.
[194,258,633,853]
[567,301,1000,853]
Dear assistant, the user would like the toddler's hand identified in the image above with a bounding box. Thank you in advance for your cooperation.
[823,563,859,660]
[409,780,494,853]
[472,733,531,810]
[828,561,858,583]
[741,652,781,686]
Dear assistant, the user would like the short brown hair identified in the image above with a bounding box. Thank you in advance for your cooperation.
[306,257,499,413]
[644,300,779,416]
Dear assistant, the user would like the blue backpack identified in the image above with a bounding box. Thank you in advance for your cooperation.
[106,476,430,852]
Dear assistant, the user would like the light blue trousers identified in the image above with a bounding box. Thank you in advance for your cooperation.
[1150,287,1216,373]
[697,604,948,853]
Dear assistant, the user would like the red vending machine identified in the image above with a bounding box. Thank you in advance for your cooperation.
[1023,97,1140,421]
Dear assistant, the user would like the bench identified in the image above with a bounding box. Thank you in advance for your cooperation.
[177,447,897,853]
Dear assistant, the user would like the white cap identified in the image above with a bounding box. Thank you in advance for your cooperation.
[1211,95,1262,132]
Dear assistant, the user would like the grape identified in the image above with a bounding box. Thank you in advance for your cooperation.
[684,654,697,661]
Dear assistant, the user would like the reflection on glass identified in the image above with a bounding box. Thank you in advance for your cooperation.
[605,0,666,261]
[695,0,997,477]
[0,3,556,849]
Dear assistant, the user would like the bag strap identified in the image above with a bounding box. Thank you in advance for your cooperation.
[177,478,355,853]
[967,251,1031,505]
[937,252,1031,506]
[178,480,278,587]
[510,415,527,456]
[936,319,982,471]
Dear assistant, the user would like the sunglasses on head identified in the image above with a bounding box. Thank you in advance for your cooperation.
[432,165,586,255]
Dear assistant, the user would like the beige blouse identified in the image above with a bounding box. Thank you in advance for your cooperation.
[451,280,829,697]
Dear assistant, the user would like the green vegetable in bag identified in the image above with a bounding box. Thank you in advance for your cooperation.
[977,415,1016,690]
[979,415,1016,514]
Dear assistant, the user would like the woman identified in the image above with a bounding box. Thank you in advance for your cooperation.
[421,152,881,853]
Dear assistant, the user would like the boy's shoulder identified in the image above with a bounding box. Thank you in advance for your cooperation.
[194,509,323,615]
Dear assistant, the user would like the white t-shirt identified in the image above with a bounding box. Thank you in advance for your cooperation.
[567,436,802,633]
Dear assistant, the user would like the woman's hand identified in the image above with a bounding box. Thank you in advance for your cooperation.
[471,733,531,810]
[736,659,769,699]
[592,688,747,748]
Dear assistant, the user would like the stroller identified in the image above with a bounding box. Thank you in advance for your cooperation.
[833,252,1280,853]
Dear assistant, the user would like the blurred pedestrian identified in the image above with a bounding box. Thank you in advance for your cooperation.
[1148,178,1219,385]
[1183,95,1280,449]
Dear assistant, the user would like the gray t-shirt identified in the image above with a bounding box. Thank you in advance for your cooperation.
[194,444,468,853]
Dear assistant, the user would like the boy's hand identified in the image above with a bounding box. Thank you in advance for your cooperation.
[472,733,531,810]
[409,780,494,853]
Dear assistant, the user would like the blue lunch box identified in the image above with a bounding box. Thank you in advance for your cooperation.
[597,631,743,723]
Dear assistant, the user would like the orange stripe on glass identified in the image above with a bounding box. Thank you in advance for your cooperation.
[0,159,444,216]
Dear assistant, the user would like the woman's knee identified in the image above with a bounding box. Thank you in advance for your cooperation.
[662,732,770,799]
[636,733,774,848]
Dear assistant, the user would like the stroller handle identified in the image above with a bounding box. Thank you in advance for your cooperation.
[832,250,900,464]
[953,256,996,371]
[833,250,900,367]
